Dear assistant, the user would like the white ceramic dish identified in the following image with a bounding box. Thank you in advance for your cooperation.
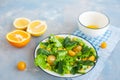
[78,11,110,37]
[34,34,98,78]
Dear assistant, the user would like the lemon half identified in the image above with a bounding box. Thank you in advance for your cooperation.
[27,20,47,37]
[13,17,31,30]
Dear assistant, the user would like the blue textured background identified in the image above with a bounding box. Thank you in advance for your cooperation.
[0,0,120,80]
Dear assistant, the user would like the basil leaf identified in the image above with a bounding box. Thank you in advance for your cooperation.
[37,48,50,56]
[63,37,77,50]
[57,61,64,74]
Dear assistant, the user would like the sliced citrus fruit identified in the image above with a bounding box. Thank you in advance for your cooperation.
[6,30,31,48]
[27,20,47,36]
[13,17,30,30]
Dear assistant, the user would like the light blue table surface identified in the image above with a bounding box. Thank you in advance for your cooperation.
[0,0,120,80]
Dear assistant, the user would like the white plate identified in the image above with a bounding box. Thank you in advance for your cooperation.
[34,34,97,78]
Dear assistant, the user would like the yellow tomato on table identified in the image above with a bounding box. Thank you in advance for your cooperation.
[17,61,26,71]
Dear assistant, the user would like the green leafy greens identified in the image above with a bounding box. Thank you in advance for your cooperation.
[34,34,98,75]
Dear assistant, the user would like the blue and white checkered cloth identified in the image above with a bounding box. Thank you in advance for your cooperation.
[72,29,112,51]
[70,26,120,80]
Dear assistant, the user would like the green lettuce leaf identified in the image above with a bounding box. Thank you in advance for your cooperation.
[34,54,47,68]
[56,50,67,61]
[49,34,62,48]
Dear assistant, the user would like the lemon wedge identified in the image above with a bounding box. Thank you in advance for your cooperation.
[27,20,47,36]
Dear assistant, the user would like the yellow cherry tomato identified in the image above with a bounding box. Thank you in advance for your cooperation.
[68,50,76,57]
[88,55,95,61]
[73,45,82,53]
[17,61,26,71]
[100,42,107,48]
[47,55,56,65]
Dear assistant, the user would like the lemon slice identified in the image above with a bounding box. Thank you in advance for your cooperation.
[13,17,31,30]
[27,20,47,36]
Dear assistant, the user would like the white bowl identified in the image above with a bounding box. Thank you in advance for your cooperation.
[78,11,110,37]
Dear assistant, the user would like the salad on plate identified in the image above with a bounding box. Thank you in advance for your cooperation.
[34,34,98,77]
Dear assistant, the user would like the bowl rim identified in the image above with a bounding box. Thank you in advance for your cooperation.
[33,33,98,78]
[78,11,110,30]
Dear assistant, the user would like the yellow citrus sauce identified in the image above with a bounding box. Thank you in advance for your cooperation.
[87,25,99,29]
